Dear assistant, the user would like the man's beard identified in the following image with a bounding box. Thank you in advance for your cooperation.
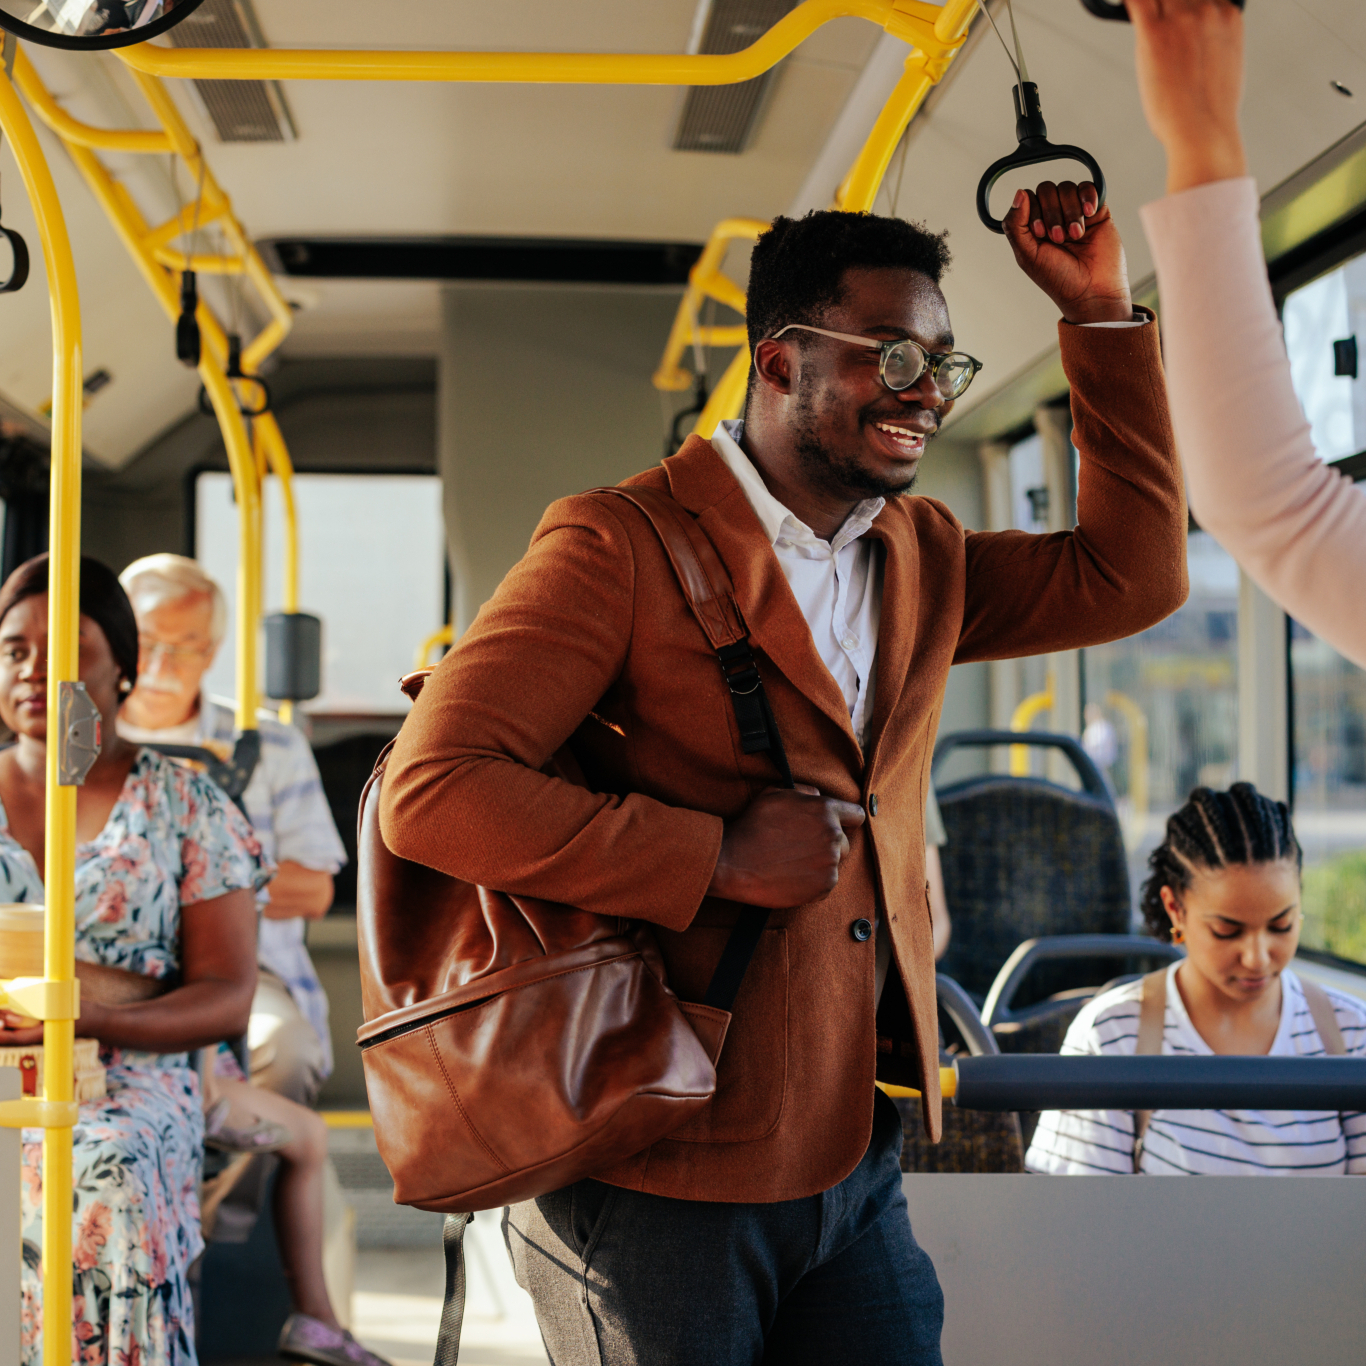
[791,381,933,501]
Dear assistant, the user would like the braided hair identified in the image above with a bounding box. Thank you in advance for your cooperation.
[1140,783,1302,942]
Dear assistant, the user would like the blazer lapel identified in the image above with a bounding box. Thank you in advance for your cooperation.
[862,512,918,768]
[660,438,858,749]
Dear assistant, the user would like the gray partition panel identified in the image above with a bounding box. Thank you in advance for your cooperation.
[904,1174,1366,1365]
[0,1068,18,1366]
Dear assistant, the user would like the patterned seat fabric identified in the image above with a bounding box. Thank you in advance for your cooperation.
[934,775,1132,1012]
[895,1095,1024,1174]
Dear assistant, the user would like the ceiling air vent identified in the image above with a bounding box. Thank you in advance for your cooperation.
[171,0,296,144]
[673,0,796,154]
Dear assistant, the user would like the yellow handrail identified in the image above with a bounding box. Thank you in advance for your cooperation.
[414,626,455,671]
[653,0,978,436]
[116,0,958,84]
[652,217,768,393]
[879,1067,957,1100]
[0,58,82,1366]
[1009,684,1055,776]
[14,51,307,733]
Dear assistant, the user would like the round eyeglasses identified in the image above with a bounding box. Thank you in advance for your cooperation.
[769,324,983,399]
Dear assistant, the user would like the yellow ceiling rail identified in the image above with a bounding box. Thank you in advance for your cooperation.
[116,0,953,85]
[657,0,976,437]
[0,57,82,1366]
[653,217,768,393]
[14,49,309,731]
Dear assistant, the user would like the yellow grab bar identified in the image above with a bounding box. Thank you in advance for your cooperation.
[14,51,307,733]
[879,1068,958,1101]
[1009,682,1055,776]
[660,0,978,434]
[653,217,767,394]
[415,626,455,671]
[0,57,83,1366]
[116,0,963,84]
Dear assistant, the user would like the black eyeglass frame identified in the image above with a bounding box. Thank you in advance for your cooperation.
[769,323,983,398]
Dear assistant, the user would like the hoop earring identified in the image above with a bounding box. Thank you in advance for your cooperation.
[1171,925,1185,945]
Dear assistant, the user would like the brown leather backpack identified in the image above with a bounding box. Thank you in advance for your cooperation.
[356,487,793,1221]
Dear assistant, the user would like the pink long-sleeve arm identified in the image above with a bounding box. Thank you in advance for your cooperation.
[1140,177,1366,669]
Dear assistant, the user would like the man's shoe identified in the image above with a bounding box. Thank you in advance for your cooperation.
[277,1313,393,1366]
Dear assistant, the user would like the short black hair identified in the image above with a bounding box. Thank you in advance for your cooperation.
[0,553,140,689]
[1139,783,1302,942]
[745,210,953,355]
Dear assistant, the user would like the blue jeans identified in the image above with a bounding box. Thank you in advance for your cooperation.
[503,1089,944,1366]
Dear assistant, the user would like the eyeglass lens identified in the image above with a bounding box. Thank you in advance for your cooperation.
[882,342,975,398]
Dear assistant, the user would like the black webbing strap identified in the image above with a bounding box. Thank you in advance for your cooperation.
[434,1212,471,1366]
[703,640,793,1013]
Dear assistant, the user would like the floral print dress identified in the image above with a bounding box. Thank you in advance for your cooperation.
[0,749,272,1366]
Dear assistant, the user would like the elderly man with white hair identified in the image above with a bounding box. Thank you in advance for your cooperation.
[118,553,346,1106]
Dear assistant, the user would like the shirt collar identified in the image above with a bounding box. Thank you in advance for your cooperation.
[711,420,884,550]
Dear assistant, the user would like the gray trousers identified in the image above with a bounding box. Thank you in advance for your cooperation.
[503,1090,943,1366]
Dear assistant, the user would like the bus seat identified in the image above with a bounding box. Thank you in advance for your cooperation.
[313,731,402,911]
[981,934,1185,1055]
[897,973,1024,1174]
[931,729,1131,1009]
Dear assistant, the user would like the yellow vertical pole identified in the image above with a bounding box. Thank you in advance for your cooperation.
[255,417,299,722]
[0,57,79,1366]
[201,372,261,733]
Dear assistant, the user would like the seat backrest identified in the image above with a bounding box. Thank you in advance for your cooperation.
[894,1094,1024,1174]
[934,765,1131,1002]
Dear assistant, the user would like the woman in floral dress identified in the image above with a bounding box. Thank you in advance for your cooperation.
[0,554,268,1366]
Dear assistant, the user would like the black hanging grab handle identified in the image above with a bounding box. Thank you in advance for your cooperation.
[0,223,28,294]
[197,332,272,418]
[976,82,1106,234]
[1081,0,1241,17]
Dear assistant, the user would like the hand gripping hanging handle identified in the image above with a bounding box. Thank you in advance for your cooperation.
[976,81,1106,234]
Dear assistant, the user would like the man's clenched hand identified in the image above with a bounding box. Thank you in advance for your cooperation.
[708,785,866,909]
[1003,180,1133,325]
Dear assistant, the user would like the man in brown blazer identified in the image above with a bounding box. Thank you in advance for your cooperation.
[382,180,1187,1363]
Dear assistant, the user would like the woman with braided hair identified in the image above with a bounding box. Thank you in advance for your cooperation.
[1027,783,1366,1175]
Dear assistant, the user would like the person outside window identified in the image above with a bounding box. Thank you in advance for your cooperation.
[381,186,1187,1363]
[1027,783,1366,1176]
[117,554,346,1106]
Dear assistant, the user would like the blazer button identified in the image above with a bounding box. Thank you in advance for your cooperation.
[851,918,873,942]
[869,793,879,816]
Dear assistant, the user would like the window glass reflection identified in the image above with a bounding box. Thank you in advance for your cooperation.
[1292,620,1366,963]
[1281,254,1366,465]
[1082,532,1240,900]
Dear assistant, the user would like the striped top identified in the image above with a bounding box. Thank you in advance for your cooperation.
[1025,964,1366,1175]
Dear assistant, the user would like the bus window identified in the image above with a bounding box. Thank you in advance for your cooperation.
[1082,531,1240,893]
[1293,618,1366,963]
[1282,253,1366,465]
[196,471,446,715]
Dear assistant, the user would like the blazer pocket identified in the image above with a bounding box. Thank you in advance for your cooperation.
[668,925,788,1145]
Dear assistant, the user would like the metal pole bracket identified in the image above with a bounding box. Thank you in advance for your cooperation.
[57,680,102,786]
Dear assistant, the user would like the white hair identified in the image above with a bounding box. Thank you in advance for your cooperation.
[119,553,228,644]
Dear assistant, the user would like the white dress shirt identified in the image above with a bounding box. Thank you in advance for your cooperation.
[712,419,884,749]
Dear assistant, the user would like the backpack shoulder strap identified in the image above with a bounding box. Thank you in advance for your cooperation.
[594,485,793,788]
[1299,976,1347,1056]
[1132,967,1168,1172]
[597,486,796,1013]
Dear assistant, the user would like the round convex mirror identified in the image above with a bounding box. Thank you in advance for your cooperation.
[0,0,208,50]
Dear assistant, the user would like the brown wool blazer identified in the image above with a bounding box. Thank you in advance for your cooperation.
[380,316,1188,1204]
